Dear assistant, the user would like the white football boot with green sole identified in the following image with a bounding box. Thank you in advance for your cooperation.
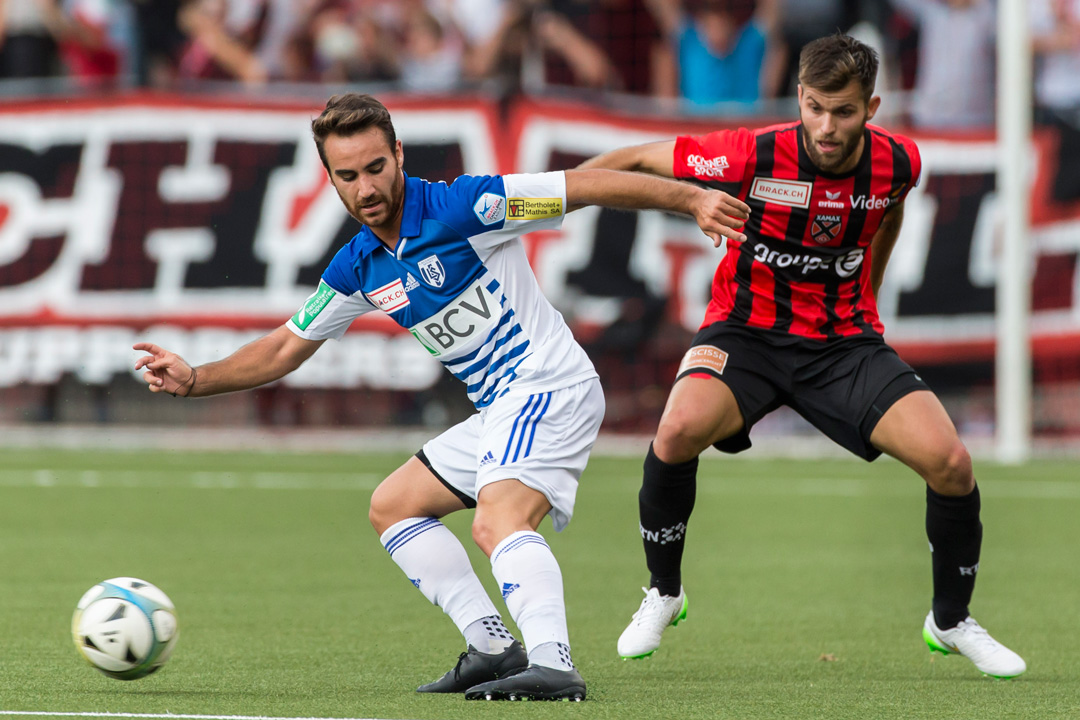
[617,586,688,659]
[922,612,1027,679]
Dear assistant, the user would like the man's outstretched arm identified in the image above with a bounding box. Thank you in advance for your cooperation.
[576,140,677,177]
[564,168,750,246]
[133,325,324,398]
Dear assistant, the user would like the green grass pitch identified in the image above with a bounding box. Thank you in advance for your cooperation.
[1,447,1078,719]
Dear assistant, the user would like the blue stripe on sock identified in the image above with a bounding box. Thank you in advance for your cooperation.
[384,518,441,556]
[492,533,549,564]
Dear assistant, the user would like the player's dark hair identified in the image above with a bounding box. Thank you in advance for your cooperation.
[311,93,397,171]
[798,33,878,104]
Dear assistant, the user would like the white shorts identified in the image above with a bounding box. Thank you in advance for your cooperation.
[420,378,604,532]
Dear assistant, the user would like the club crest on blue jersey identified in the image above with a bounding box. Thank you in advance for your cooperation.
[419,254,446,288]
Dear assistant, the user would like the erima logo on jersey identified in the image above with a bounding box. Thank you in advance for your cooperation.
[409,278,500,357]
[369,278,410,313]
[507,197,562,220]
[473,192,506,225]
[752,243,865,278]
[818,189,845,209]
[291,280,336,330]
[685,153,730,178]
[750,177,813,209]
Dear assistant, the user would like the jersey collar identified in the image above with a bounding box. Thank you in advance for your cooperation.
[355,172,424,258]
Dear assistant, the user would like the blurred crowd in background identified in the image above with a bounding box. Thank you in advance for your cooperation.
[0,0,1078,131]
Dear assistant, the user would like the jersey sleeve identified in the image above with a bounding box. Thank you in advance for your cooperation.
[673,128,755,193]
[893,134,923,203]
[903,136,922,192]
[286,247,377,341]
[433,171,566,253]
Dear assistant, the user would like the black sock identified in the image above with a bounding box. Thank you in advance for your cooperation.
[926,483,982,629]
[639,443,698,596]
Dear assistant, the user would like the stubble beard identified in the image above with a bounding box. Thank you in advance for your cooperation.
[801,124,862,174]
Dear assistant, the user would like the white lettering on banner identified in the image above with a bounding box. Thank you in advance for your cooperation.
[749,178,813,208]
[0,327,440,389]
[0,104,495,322]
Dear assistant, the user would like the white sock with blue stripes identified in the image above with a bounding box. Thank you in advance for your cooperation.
[489,530,574,671]
[380,517,501,642]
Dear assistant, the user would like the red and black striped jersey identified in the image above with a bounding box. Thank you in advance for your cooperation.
[673,122,921,339]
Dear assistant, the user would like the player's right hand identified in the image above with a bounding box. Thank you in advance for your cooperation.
[695,189,751,247]
[133,342,196,396]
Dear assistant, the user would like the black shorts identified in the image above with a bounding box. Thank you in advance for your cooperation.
[677,323,930,461]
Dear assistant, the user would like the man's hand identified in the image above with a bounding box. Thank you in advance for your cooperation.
[694,189,751,247]
[133,343,197,397]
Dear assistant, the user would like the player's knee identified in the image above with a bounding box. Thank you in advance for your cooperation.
[654,415,710,463]
[470,514,500,556]
[368,482,397,535]
[927,441,974,496]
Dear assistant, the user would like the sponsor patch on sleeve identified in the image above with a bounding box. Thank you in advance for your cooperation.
[677,346,729,377]
[291,280,336,331]
[473,193,506,225]
[507,197,563,220]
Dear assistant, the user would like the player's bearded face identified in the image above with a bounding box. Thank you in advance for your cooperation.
[798,80,880,174]
[323,129,406,233]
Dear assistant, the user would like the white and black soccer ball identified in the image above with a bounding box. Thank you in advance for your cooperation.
[71,577,179,680]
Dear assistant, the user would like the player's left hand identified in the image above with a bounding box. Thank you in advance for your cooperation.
[694,189,750,247]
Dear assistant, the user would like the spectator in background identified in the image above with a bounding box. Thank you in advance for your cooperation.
[646,0,781,106]
[178,0,266,83]
[542,0,671,96]
[48,0,129,86]
[128,0,186,87]
[889,0,996,130]
[429,0,508,80]
[773,0,852,96]
[177,0,309,85]
[397,7,463,91]
[0,0,60,79]
[465,0,622,92]
[1032,0,1080,202]
[292,1,396,84]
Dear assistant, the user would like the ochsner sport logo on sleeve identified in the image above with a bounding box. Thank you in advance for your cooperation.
[685,153,730,179]
[292,280,337,330]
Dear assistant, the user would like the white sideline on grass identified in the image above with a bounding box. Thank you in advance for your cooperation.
[0,713,395,720]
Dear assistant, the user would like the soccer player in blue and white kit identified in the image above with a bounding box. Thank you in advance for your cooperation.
[133,93,751,701]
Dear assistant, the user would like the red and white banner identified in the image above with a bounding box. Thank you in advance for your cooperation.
[0,94,1077,389]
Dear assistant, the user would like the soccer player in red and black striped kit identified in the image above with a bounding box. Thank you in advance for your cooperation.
[579,33,1026,678]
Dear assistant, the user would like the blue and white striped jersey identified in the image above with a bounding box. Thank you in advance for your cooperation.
[286,171,597,408]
